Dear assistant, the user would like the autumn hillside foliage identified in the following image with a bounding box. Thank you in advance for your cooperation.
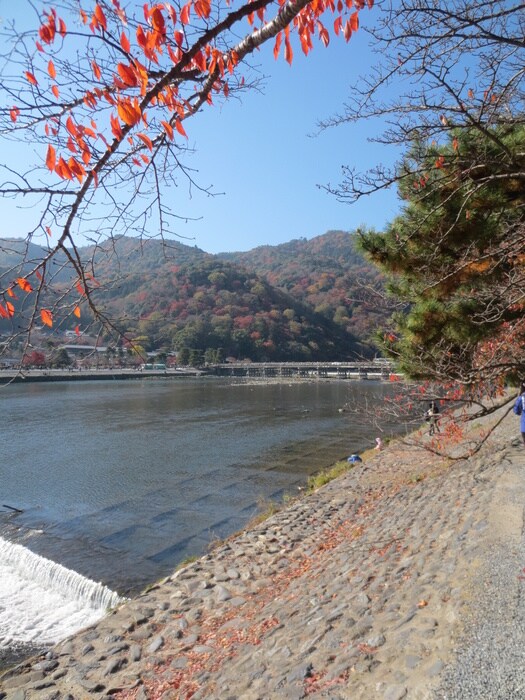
[0,230,386,362]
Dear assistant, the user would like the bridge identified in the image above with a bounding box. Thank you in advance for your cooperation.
[210,360,399,380]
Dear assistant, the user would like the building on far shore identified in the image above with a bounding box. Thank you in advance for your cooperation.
[58,344,108,358]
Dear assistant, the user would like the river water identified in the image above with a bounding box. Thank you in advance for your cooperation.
[0,377,402,663]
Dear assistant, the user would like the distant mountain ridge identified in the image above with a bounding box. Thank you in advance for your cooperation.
[0,231,386,361]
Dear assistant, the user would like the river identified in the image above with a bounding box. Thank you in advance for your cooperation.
[0,377,403,665]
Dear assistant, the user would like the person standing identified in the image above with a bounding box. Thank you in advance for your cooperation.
[426,401,440,436]
[513,383,525,445]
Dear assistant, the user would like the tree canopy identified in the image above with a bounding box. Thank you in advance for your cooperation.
[320,0,525,452]
[0,0,371,358]
[360,125,525,388]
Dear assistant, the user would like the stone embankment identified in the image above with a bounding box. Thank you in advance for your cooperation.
[2,415,524,699]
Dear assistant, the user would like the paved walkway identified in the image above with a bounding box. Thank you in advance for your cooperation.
[1,414,524,699]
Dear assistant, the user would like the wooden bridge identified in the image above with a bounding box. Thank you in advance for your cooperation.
[210,360,399,380]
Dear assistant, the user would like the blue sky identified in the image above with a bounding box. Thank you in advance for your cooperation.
[180,26,400,253]
[0,2,400,255]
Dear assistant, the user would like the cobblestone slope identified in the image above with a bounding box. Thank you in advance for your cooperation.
[1,418,523,700]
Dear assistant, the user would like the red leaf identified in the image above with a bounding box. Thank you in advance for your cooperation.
[68,157,86,183]
[39,16,56,44]
[120,32,130,53]
[350,11,359,31]
[194,0,211,19]
[150,6,167,32]
[175,120,187,138]
[193,51,206,72]
[65,115,79,138]
[161,120,174,140]
[93,4,108,31]
[73,305,81,318]
[0,305,9,319]
[110,113,123,139]
[318,22,330,47]
[180,3,191,24]
[117,62,139,86]
[273,32,282,60]
[92,60,102,80]
[75,324,81,336]
[25,71,38,86]
[48,60,56,79]
[137,132,153,150]
[40,309,53,327]
[46,144,56,171]
[6,301,15,317]
[284,37,293,65]
[52,85,60,98]
[10,107,20,122]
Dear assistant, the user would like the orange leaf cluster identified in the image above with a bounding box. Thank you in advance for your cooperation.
[29,0,377,203]
[0,302,14,319]
[17,278,33,293]
[38,9,66,45]
[117,97,142,126]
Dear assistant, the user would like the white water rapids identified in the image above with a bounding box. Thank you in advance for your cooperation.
[0,535,122,647]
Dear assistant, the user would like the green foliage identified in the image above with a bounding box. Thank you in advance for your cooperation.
[51,348,72,368]
[307,459,353,491]
[359,125,525,383]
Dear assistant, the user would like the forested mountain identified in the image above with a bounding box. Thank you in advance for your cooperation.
[0,231,387,362]
[219,231,386,340]
[96,255,370,361]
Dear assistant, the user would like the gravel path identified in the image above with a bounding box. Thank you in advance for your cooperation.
[1,413,524,699]
[432,438,525,700]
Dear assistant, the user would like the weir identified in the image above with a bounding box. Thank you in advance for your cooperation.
[0,535,123,647]
[0,536,121,610]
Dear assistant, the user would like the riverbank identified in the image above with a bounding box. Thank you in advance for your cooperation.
[1,408,523,699]
[0,368,201,383]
